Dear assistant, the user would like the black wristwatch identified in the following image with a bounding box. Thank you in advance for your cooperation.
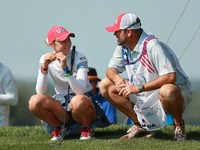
[137,84,144,93]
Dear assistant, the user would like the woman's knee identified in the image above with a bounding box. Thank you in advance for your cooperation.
[29,95,44,111]
[70,95,92,110]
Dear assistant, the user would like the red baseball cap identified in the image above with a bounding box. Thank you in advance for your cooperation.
[47,26,75,43]
[106,13,141,32]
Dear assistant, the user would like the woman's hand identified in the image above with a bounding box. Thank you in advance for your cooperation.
[56,52,67,69]
[43,52,56,68]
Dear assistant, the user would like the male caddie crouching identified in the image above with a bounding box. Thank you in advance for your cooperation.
[99,12,192,141]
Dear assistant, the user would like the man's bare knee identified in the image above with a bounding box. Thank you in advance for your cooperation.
[160,84,181,99]
[99,78,110,95]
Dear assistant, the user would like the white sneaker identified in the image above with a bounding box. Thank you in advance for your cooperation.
[79,127,94,140]
[50,127,70,141]
[121,124,156,139]
[173,121,187,141]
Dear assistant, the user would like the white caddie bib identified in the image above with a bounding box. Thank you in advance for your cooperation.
[122,36,166,131]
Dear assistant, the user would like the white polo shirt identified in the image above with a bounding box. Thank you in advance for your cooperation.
[36,50,93,96]
[108,30,191,91]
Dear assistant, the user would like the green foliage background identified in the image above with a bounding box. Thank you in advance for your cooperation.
[9,79,200,126]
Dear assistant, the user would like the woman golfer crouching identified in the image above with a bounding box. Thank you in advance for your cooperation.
[29,26,110,141]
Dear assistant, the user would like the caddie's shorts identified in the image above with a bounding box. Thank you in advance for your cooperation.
[41,91,110,134]
[177,83,192,110]
[129,83,192,111]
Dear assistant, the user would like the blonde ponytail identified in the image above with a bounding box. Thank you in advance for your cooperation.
[44,38,50,47]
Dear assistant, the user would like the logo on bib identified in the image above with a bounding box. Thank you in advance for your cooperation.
[141,123,156,129]
[146,112,154,116]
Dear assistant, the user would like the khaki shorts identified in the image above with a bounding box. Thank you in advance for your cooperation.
[178,84,192,110]
[129,84,192,111]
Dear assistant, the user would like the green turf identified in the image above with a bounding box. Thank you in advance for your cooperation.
[0,125,200,150]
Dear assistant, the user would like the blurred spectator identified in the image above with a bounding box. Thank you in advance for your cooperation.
[0,62,18,127]
[88,67,117,125]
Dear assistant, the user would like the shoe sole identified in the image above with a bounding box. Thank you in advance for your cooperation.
[120,130,156,139]
[80,137,92,140]
[173,137,187,141]
[79,131,94,140]
[51,137,62,141]
[146,131,157,138]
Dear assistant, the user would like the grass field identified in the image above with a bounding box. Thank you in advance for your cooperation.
[0,125,200,150]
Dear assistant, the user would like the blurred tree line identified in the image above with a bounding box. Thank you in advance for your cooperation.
[10,80,55,126]
[9,79,200,126]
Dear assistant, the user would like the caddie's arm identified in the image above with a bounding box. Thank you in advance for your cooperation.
[145,40,177,92]
[106,67,129,90]
[118,72,176,98]
[143,72,176,92]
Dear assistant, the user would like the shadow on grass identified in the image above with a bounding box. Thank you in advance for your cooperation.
[93,128,126,139]
[61,125,200,141]
[152,130,174,140]
[62,125,128,140]
[62,128,126,140]
[186,131,200,141]
[149,126,200,141]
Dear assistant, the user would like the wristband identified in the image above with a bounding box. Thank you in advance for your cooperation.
[41,66,48,75]
[65,73,72,77]
[63,66,70,74]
